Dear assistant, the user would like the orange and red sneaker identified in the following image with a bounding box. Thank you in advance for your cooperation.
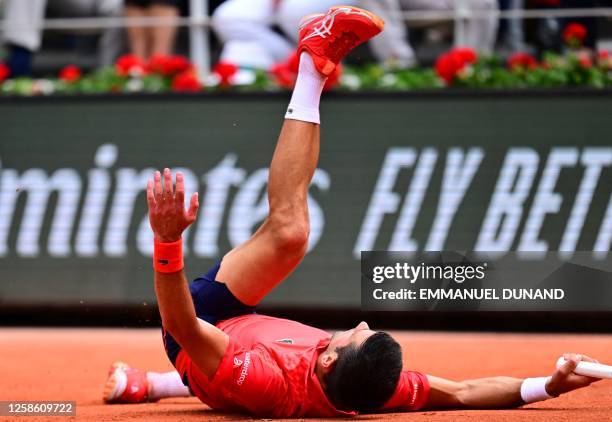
[103,361,151,404]
[297,6,385,76]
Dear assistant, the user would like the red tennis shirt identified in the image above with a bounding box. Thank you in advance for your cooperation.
[174,314,429,417]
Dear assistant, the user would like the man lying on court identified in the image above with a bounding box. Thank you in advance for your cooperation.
[103,6,600,417]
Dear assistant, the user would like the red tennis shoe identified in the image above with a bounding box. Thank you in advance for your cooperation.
[297,6,385,76]
[103,361,151,404]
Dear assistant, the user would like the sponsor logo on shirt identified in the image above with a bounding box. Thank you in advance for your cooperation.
[233,357,243,367]
[236,352,251,386]
[410,381,419,406]
[276,338,294,344]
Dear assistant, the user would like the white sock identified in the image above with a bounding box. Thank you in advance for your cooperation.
[285,52,327,124]
[146,371,191,400]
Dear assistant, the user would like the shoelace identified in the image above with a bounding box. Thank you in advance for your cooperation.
[302,7,371,42]
[302,12,337,42]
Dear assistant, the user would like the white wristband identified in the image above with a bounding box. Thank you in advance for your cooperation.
[520,377,553,403]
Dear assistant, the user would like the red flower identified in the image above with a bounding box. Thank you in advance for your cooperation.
[59,64,81,82]
[562,23,587,48]
[435,53,460,84]
[598,50,611,69]
[0,63,10,82]
[578,55,593,69]
[270,63,296,89]
[213,61,238,87]
[168,55,191,74]
[435,48,478,85]
[270,52,301,89]
[116,54,146,77]
[270,52,342,91]
[286,52,300,74]
[453,48,478,65]
[507,52,538,71]
[147,55,191,76]
[171,70,202,92]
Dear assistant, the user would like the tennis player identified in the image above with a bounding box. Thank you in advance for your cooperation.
[103,6,600,417]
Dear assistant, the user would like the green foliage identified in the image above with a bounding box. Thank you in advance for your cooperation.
[1,50,611,96]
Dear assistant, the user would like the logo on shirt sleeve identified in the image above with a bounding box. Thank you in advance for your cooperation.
[236,352,251,386]
[410,381,420,407]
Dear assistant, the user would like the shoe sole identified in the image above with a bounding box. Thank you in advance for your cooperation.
[103,361,129,403]
[103,369,127,403]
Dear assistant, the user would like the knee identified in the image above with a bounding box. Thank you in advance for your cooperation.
[267,212,310,253]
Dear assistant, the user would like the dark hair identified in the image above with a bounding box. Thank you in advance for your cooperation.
[325,331,402,412]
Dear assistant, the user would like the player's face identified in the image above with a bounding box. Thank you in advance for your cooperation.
[329,321,376,350]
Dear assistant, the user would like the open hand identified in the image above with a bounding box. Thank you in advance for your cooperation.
[546,353,600,397]
[147,168,199,242]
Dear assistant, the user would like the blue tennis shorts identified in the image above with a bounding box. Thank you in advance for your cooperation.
[162,260,256,365]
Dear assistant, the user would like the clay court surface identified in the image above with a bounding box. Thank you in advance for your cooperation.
[1,329,611,421]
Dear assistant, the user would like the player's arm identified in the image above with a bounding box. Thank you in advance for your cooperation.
[147,168,229,378]
[423,353,600,410]
[424,375,523,409]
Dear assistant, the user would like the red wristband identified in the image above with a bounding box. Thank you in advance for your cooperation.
[153,238,184,273]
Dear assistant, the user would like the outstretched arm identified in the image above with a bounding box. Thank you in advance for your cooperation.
[423,353,600,410]
[148,168,229,378]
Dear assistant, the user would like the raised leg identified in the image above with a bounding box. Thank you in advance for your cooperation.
[215,6,384,306]
[216,53,325,306]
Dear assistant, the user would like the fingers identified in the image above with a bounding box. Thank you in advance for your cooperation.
[154,170,162,201]
[163,168,173,198]
[577,355,599,364]
[187,192,199,222]
[558,358,579,377]
[151,168,198,224]
[581,375,600,384]
[175,171,185,206]
[563,353,582,362]
[568,373,599,388]
[562,353,599,364]
[146,180,156,209]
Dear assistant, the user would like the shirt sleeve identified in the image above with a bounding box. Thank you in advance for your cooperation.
[381,370,430,411]
[208,338,288,416]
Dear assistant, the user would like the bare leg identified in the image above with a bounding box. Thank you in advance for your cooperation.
[125,5,149,58]
[149,4,179,56]
[216,53,325,306]
[217,120,319,306]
